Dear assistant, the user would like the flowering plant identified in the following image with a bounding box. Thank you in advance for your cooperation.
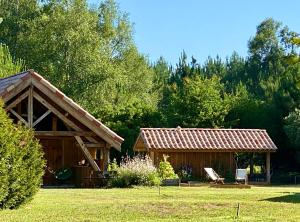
[178,165,193,181]
[110,155,161,187]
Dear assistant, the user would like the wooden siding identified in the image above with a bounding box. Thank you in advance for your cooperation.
[152,151,235,178]
[38,136,108,185]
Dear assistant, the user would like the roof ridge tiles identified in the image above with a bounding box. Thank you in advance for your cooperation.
[141,128,266,131]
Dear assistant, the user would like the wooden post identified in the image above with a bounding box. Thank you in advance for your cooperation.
[150,151,154,162]
[103,143,110,171]
[266,152,271,184]
[250,153,254,178]
[52,116,57,131]
[28,86,33,128]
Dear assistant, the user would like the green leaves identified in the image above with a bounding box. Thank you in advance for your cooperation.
[0,44,23,78]
[0,100,45,209]
[162,75,232,128]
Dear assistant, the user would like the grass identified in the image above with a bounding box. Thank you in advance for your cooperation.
[0,186,300,222]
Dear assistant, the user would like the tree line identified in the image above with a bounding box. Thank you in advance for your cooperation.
[0,0,300,171]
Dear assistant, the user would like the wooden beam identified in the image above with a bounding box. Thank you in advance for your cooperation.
[32,78,121,149]
[266,152,271,184]
[85,142,106,148]
[102,143,111,171]
[33,110,51,127]
[5,90,29,111]
[52,116,57,131]
[33,91,81,131]
[28,87,33,127]
[64,120,99,145]
[74,136,100,172]
[9,109,28,126]
[3,77,31,102]
[35,131,96,137]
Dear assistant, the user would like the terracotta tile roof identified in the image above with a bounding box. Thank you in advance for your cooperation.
[0,70,124,150]
[138,128,277,152]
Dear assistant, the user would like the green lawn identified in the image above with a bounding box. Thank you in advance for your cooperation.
[0,186,299,222]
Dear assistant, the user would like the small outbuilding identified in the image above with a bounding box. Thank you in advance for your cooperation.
[133,127,277,183]
[0,70,123,186]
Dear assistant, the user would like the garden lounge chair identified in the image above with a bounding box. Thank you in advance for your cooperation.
[236,169,248,184]
[204,168,224,184]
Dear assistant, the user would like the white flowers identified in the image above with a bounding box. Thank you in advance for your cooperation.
[119,155,157,175]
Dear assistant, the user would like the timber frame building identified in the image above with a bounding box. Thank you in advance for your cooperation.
[0,70,123,186]
[133,127,277,184]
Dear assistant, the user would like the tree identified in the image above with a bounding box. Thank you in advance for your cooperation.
[0,0,157,155]
[0,100,45,209]
[163,75,231,128]
[0,0,40,55]
[152,56,171,93]
[284,109,300,168]
[0,44,23,78]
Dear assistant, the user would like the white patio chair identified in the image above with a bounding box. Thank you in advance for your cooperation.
[236,169,248,184]
[204,168,224,184]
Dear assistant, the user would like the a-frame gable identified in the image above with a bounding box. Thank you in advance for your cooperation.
[1,70,124,172]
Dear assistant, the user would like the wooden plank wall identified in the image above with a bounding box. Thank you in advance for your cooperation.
[39,137,90,185]
[39,136,110,185]
[153,151,234,179]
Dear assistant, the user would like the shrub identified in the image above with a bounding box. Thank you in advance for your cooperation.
[0,101,45,209]
[158,155,178,180]
[107,158,118,172]
[110,155,161,187]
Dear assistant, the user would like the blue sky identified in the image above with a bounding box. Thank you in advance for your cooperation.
[89,0,300,65]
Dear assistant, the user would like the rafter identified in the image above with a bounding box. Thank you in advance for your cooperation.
[35,131,95,137]
[3,77,31,102]
[32,77,120,149]
[33,91,80,131]
[33,91,101,144]
[5,90,29,111]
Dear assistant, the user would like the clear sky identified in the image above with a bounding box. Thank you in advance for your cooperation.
[89,0,300,65]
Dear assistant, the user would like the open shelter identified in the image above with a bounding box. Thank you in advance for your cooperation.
[133,127,277,183]
[0,70,123,186]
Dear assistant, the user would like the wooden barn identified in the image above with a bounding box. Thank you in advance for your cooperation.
[133,127,277,184]
[0,70,123,187]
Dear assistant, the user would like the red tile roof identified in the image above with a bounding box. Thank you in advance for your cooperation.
[137,128,277,152]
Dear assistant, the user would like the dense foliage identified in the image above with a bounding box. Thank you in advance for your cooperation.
[0,44,23,77]
[157,155,178,180]
[1,0,300,171]
[0,101,45,209]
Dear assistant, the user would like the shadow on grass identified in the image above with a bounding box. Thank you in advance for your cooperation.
[261,193,300,203]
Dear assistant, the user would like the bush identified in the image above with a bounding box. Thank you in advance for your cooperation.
[109,155,161,187]
[158,155,178,180]
[107,158,118,171]
[0,101,45,209]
